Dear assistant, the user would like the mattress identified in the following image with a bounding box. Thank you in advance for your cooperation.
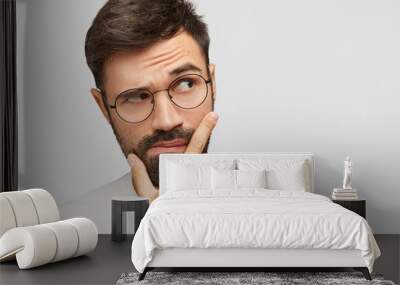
[131,189,381,273]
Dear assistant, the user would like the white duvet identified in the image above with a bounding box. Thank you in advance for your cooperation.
[131,189,381,273]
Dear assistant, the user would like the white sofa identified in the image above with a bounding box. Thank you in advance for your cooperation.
[0,188,98,269]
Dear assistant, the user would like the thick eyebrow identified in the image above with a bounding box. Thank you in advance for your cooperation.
[169,62,203,76]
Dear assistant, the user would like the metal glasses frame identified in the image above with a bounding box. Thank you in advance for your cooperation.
[100,73,212,124]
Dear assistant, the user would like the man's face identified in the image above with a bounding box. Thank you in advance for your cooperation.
[91,30,216,187]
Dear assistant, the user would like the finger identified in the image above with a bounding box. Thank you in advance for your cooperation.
[127,153,159,202]
[185,112,218,153]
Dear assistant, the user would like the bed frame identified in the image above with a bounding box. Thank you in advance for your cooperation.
[141,248,371,280]
[139,152,372,280]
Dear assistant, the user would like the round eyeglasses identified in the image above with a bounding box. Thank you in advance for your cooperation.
[103,73,212,123]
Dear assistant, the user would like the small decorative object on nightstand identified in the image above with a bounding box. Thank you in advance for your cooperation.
[332,156,359,200]
[342,156,353,190]
[332,199,366,219]
[111,196,149,242]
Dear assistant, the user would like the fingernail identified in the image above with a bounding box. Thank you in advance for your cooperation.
[127,154,134,167]
[209,112,219,122]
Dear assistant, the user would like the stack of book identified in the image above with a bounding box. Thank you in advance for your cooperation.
[332,188,358,200]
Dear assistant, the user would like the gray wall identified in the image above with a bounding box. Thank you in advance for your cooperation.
[17,0,400,234]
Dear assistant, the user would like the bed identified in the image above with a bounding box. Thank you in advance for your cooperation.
[131,152,381,281]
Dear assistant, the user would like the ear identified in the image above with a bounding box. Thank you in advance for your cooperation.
[90,88,111,124]
[208,63,216,100]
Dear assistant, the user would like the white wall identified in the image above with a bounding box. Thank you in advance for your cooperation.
[17,0,127,206]
[17,0,400,233]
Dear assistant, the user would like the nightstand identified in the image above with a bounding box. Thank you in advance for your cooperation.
[111,196,149,242]
[332,199,366,219]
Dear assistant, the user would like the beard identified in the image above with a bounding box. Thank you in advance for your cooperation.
[111,125,210,188]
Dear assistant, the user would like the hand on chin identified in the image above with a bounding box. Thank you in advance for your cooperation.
[127,112,219,202]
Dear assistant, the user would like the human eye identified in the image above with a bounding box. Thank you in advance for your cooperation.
[172,77,196,93]
[121,90,151,104]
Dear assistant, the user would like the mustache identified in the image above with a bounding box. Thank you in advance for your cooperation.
[135,127,194,158]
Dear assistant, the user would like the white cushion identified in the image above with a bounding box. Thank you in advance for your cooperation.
[23,188,60,223]
[211,168,237,190]
[236,169,268,188]
[0,191,39,227]
[166,160,235,192]
[64,218,98,257]
[167,163,210,191]
[41,221,78,262]
[237,159,308,191]
[0,196,17,237]
[211,169,268,190]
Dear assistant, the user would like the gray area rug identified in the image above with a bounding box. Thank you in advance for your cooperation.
[116,271,396,285]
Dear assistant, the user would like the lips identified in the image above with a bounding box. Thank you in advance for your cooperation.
[151,139,187,148]
[147,139,187,156]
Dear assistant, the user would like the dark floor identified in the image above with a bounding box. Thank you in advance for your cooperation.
[374,234,400,284]
[0,234,398,285]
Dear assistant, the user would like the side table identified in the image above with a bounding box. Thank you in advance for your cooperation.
[332,199,366,219]
[111,196,149,242]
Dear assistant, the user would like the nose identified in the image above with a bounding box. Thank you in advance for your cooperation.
[151,91,183,131]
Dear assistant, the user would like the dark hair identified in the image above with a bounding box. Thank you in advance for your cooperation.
[85,0,210,90]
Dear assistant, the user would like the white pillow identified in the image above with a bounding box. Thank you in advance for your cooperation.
[166,159,236,192]
[211,168,268,190]
[211,168,237,190]
[236,169,268,188]
[237,159,308,191]
[167,163,210,191]
[267,166,306,191]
